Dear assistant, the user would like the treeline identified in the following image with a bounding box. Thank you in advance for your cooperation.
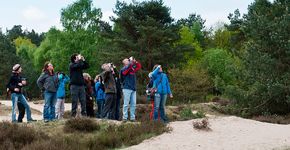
[0,0,289,116]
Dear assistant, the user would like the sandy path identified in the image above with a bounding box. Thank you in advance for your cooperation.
[126,116,290,150]
[0,100,72,122]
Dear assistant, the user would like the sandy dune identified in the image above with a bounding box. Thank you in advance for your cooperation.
[126,116,290,150]
[1,100,290,150]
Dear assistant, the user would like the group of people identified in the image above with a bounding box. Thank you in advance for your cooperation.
[6,53,173,123]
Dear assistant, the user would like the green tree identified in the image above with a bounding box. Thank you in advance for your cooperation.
[177,14,206,48]
[175,26,203,64]
[35,0,104,75]
[227,0,290,114]
[111,0,179,71]
[0,31,19,95]
[202,48,239,92]
[14,37,37,60]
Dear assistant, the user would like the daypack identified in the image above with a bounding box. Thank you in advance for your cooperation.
[146,78,154,101]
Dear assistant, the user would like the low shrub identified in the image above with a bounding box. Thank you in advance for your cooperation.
[64,118,101,133]
[193,119,211,131]
[179,107,206,120]
[0,121,47,150]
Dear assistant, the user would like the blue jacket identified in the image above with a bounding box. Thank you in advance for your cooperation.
[56,74,70,98]
[95,82,105,101]
[151,66,172,95]
[120,61,141,91]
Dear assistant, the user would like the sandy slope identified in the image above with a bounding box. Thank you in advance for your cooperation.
[126,116,290,150]
[1,100,290,150]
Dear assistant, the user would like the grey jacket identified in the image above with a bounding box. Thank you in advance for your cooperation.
[37,72,58,93]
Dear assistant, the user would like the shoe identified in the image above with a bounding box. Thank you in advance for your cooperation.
[122,119,128,123]
[44,120,49,123]
[28,119,37,122]
[130,119,136,122]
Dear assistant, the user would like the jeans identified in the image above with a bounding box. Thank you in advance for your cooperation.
[43,91,57,121]
[55,98,65,119]
[70,85,86,117]
[154,93,168,122]
[102,93,116,119]
[122,89,136,120]
[17,102,25,122]
[11,93,33,122]
[96,100,104,118]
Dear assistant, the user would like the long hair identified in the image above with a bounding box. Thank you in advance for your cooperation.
[42,62,54,74]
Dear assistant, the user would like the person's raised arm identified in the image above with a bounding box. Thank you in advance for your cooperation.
[151,65,161,79]
[131,61,141,73]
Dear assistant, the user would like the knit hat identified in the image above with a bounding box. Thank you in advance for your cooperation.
[12,64,21,72]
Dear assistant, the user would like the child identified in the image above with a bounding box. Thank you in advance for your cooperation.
[55,72,70,119]
[94,75,105,118]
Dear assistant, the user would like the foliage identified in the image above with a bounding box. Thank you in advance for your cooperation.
[0,31,20,96]
[0,121,48,150]
[64,118,101,133]
[175,26,203,64]
[169,64,212,104]
[226,0,290,115]
[179,107,206,120]
[111,0,179,71]
[202,48,239,92]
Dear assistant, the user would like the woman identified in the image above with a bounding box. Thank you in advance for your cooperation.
[6,64,35,122]
[37,62,58,123]
[83,73,95,117]
[150,64,173,123]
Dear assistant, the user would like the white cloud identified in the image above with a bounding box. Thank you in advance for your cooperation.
[22,6,46,21]
[102,11,115,24]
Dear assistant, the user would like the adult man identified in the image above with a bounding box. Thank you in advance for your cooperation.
[120,56,141,121]
[69,53,89,117]
[100,63,117,119]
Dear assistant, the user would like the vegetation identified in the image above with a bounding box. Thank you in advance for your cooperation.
[0,119,170,150]
[0,0,289,117]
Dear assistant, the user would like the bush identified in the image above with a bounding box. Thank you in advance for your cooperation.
[179,107,206,120]
[201,48,239,93]
[169,64,212,104]
[64,118,101,133]
[0,121,48,150]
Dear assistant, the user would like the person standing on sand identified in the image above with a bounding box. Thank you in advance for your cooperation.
[6,64,36,123]
[37,62,59,123]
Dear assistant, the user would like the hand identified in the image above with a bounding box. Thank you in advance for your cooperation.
[6,88,9,92]
[22,80,27,85]
[129,56,134,61]
[18,83,23,86]
[14,88,20,92]
[169,94,173,98]
[81,56,85,61]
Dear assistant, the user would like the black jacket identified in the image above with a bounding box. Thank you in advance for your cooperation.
[69,60,89,86]
[6,73,24,94]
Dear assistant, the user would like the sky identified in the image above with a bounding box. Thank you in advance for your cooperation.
[0,0,257,33]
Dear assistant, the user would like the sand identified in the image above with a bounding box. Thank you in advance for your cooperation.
[126,116,290,150]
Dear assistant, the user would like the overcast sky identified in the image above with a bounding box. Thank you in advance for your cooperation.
[0,0,257,33]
